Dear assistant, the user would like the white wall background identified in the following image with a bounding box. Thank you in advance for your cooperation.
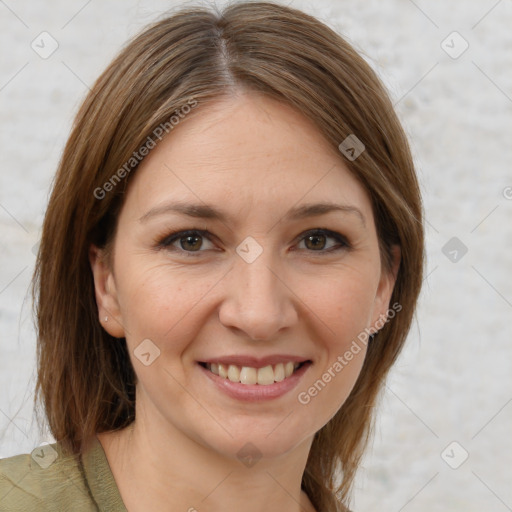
[1,1,511,510]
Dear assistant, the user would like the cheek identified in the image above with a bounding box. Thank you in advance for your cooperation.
[310,269,379,337]
[116,259,214,348]
[294,272,377,417]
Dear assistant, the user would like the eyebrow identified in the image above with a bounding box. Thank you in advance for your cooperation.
[138,201,366,227]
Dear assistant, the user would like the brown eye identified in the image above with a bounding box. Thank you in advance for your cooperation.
[297,229,350,253]
[179,233,203,251]
[159,229,215,255]
[304,233,327,250]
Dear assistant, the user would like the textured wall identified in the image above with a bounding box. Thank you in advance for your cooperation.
[1,1,511,510]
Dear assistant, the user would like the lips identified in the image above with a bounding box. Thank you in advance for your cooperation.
[198,359,312,401]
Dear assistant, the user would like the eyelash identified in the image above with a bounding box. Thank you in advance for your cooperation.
[156,227,351,257]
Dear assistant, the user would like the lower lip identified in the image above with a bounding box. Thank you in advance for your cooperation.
[198,362,311,402]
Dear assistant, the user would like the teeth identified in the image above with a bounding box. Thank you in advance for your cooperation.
[227,364,240,382]
[218,363,228,379]
[205,361,303,385]
[257,365,275,385]
[240,366,257,385]
[274,363,285,382]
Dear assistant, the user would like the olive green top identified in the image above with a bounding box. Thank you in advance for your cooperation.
[0,436,127,511]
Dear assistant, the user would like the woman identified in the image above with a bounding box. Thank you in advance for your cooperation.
[0,2,424,511]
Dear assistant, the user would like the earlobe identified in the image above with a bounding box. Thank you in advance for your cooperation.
[88,244,125,338]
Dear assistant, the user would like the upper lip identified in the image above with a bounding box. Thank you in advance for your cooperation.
[199,354,311,369]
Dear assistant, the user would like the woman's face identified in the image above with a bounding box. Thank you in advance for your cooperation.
[90,92,398,461]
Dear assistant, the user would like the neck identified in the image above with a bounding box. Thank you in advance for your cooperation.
[98,415,316,512]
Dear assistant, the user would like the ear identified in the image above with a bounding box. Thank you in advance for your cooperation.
[370,244,401,329]
[89,244,126,338]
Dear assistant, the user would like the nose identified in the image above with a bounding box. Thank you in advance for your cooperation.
[218,246,298,341]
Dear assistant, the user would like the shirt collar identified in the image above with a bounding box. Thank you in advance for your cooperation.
[81,435,128,511]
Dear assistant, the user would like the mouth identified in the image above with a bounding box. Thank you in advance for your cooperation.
[198,360,311,386]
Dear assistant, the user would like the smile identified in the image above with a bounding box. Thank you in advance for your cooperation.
[202,361,304,385]
[197,359,312,402]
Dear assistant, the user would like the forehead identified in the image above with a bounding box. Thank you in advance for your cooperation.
[121,93,372,225]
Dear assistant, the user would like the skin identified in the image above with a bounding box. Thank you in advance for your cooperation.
[90,91,399,512]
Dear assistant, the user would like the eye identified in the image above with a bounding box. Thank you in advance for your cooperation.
[295,228,350,253]
[157,228,350,257]
[158,229,215,255]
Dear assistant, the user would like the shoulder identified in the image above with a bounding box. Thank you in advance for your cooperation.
[0,442,97,512]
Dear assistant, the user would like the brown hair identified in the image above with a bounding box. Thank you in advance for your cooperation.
[31,2,424,510]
